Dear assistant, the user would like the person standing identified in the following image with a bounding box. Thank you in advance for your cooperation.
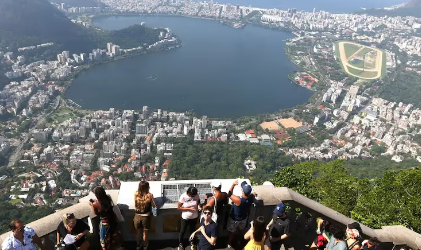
[243,216,267,250]
[189,206,218,250]
[56,213,90,250]
[178,186,200,250]
[326,224,347,250]
[201,181,228,223]
[133,181,156,250]
[266,203,291,250]
[1,219,45,250]
[227,180,256,248]
[89,186,117,250]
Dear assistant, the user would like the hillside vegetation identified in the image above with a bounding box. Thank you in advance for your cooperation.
[0,0,163,53]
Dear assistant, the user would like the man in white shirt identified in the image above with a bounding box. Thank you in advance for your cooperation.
[2,219,45,250]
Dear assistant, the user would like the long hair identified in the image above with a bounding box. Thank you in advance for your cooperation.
[135,181,152,211]
[94,186,113,214]
[253,216,266,242]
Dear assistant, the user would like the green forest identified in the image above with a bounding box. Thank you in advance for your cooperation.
[169,142,293,183]
[379,71,421,108]
[0,0,163,53]
[272,160,421,233]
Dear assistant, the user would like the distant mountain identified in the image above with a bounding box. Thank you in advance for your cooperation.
[357,0,421,18]
[405,0,421,8]
[0,0,163,53]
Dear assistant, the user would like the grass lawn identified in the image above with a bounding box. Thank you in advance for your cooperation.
[48,108,77,124]
[9,199,23,205]
[347,66,363,75]
[360,71,379,78]
[356,47,374,57]
[344,43,362,58]
[347,66,379,78]
[381,51,387,78]
[349,59,365,68]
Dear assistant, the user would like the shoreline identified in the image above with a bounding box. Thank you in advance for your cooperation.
[63,13,312,117]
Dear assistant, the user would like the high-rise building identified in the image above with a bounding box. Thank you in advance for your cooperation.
[80,53,86,62]
[61,3,66,10]
[157,109,162,120]
[112,45,121,56]
[136,123,147,134]
[202,116,207,129]
[62,51,70,60]
[143,106,149,119]
[123,121,130,133]
[107,43,113,54]
[57,54,65,64]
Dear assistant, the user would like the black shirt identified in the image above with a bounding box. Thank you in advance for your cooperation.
[270,214,290,239]
[57,219,90,247]
[199,218,218,250]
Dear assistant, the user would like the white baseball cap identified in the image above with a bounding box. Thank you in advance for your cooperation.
[210,181,222,188]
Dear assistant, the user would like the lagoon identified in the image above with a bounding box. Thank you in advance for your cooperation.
[66,16,313,118]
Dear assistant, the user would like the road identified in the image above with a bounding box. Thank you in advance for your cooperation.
[7,96,61,167]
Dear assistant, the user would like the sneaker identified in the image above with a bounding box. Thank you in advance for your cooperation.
[136,243,143,250]
[143,242,149,250]
[190,244,196,250]
[227,245,233,249]
[178,244,184,250]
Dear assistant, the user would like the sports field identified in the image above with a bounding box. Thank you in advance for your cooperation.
[336,41,385,80]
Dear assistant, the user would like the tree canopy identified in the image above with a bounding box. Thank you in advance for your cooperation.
[272,160,421,233]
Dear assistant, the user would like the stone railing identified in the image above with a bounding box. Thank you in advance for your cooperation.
[0,183,419,249]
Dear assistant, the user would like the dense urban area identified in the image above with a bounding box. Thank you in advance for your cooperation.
[0,0,421,236]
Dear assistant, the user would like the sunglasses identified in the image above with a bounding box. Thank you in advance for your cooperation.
[203,212,212,215]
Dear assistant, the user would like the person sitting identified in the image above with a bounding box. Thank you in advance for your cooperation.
[243,216,266,250]
[326,224,347,250]
[189,206,218,250]
[56,213,90,250]
[346,222,362,250]
[361,238,380,250]
[2,219,45,250]
[310,219,331,250]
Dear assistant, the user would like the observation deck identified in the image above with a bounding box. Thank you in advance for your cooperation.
[0,179,420,250]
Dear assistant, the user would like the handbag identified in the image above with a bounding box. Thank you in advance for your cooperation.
[151,197,158,217]
[201,196,218,223]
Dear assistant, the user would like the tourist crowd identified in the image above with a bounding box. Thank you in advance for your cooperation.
[1,180,384,250]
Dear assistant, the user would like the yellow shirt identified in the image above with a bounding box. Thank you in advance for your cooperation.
[244,237,265,250]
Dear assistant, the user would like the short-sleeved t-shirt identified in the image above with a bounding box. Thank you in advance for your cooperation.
[270,214,290,239]
[57,219,90,248]
[179,193,200,220]
[2,226,36,250]
[326,236,348,250]
[199,218,218,250]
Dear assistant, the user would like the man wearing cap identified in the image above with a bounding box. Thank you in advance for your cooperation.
[266,203,291,250]
[227,180,257,248]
